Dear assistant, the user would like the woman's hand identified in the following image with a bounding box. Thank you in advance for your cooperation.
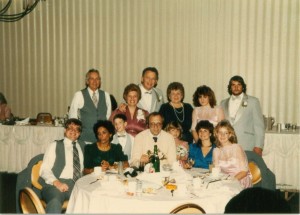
[101,160,110,171]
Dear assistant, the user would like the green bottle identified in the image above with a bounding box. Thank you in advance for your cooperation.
[153,145,160,172]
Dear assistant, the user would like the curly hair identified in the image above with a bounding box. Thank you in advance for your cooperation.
[214,120,238,147]
[195,120,215,147]
[192,85,216,107]
[166,82,185,102]
[123,83,142,101]
[93,120,115,141]
[227,75,247,95]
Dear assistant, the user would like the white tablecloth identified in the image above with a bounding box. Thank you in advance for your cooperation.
[0,125,64,173]
[66,170,243,214]
[263,131,300,190]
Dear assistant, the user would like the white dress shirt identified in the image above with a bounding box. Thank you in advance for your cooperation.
[39,138,84,185]
[140,85,152,113]
[69,87,112,119]
[229,93,244,118]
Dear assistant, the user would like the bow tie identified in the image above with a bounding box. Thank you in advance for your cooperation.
[145,91,152,94]
[118,135,126,138]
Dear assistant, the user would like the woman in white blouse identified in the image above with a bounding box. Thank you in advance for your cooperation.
[191,85,224,142]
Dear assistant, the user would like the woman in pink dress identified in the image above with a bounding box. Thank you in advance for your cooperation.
[109,83,149,137]
[213,120,252,188]
[165,121,189,167]
[191,85,224,142]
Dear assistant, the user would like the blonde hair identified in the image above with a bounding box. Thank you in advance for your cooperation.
[214,120,238,147]
[165,121,183,139]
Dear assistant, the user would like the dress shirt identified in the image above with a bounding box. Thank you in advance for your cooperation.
[140,85,152,113]
[68,87,112,119]
[40,138,84,185]
[116,132,127,149]
[229,93,244,118]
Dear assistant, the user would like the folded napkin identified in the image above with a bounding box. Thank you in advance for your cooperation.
[15,117,30,125]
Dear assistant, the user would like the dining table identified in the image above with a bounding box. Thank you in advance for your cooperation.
[66,167,243,214]
[0,124,64,173]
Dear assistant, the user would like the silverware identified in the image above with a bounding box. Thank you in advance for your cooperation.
[206,179,221,188]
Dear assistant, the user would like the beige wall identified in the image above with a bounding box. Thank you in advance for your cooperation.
[0,0,299,124]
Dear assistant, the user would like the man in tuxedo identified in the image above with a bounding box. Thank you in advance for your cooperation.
[69,69,112,143]
[119,67,164,113]
[220,75,265,156]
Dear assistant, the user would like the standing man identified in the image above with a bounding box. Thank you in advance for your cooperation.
[39,118,85,213]
[119,67,164,113]
[69,69,112,143]
[220,75,265,156]
[131,112,176,168]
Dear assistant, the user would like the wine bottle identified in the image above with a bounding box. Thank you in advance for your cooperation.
[153,145,160,172]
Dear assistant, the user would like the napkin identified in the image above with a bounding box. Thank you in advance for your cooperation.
[15,117,30,125]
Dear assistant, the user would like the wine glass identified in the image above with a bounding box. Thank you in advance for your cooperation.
[188,158,195,168]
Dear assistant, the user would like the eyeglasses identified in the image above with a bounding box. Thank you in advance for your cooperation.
[149,122,162,127]
[66,127,81,133]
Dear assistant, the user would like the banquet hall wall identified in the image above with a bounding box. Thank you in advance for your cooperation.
[0,0,299,124]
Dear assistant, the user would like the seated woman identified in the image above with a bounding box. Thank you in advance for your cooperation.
[165,121,189,167]
[109,83,149,137]
[83,120,129,174]
[213,120,252,188]
[188,120,216,169]
[0,92,12,121]
[191,85,224,142]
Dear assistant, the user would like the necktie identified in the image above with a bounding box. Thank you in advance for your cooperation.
[153,137,158,142]
[92,92,98,107]
[72,142,81,182]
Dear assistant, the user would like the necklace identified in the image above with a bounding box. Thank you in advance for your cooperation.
[97,143,111,151]
[171,103,185,123]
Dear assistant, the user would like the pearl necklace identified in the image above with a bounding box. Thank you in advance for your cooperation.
[171,103,185,123]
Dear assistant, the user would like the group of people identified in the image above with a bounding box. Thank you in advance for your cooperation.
[38,67,267,213]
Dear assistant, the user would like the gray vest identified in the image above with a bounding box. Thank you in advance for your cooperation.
[80,88,108,142]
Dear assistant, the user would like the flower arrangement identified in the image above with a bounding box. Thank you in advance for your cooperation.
[242,100,248,107]
[176,145,188,157]
[147,148,167,161]
[136,109,146,121]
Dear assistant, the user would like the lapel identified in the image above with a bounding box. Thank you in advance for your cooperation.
[111,134,119,144]
[150,91,157,112]
[234,94,248,123]
[123,135,133,158]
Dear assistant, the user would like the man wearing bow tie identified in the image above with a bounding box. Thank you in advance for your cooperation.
[220,76,265,156]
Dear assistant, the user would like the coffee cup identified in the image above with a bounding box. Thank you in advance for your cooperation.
[94,166,102,175]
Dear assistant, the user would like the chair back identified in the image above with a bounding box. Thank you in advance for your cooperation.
[31,161,43,190]
[249,161,262,185]
[19,187,45,214]
[170,203,206,214]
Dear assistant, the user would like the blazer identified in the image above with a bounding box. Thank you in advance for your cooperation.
[138,85,164,113]
[220,94,265,151]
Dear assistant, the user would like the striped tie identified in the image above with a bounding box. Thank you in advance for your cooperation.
[92,92,98,107]
[72,142,81,182]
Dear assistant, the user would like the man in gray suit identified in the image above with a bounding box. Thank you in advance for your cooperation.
[220,75,265,156]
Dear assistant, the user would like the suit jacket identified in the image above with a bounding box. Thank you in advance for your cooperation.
[138,84,164,113]
[220,94,265,151]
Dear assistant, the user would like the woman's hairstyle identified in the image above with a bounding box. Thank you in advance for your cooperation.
[166,82,185,102]
[192,85,216,107]
[0,92,8,104]
[64,118,82,132]
[164,121,183,139]
[123,83,142,101]
[214,120,238,147]
[227,75,247,95]
[195,120,215,147]
[93,120,115,141]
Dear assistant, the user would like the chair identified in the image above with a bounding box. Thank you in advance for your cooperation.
[248,161,262,185]
[36,113,53,125]
[19,187,46,214]
[170,203,206,214]
[31,161,69,211]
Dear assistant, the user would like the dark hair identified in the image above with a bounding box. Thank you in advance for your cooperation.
[93,120,115,141]
[0,92,8,104]
[113,113,127,122]
[64,118,82,132]
[192,85,216,107]
[166,82,185,102]
[195,120,215,146]
[110,94,118,111]
[146,112,164,127]
[165,121,183,139]
[214,120,238,147]
[85,68,100,88]
[142,67,159,80]
[123,83,142,101]
[227,75,247,95]
[225,187,291,213]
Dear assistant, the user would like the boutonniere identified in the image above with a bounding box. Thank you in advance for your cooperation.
[136,109,145,121]
[242,100,248,107]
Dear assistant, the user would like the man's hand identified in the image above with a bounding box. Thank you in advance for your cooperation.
[53,180,69,192]
[118,103,127,112]
[140,154,149,163]
[253,147,263,156]
[101,160,110,171]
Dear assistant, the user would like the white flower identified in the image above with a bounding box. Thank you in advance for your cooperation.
[176,145,187,157]
[242,101,248,107]
[136,109,145,121]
